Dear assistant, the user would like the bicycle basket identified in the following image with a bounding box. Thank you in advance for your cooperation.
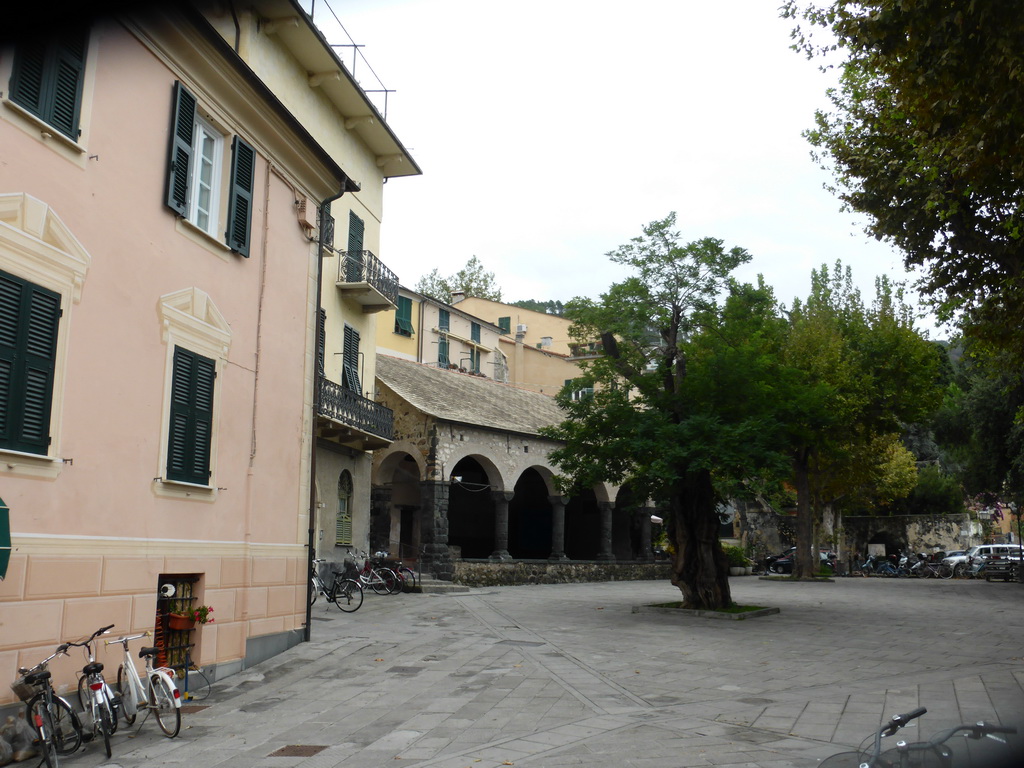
[10,676,35,702]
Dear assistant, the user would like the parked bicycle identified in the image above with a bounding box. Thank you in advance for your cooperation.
[105,631,181,737]
[10,643,83,766]
[311,557,364,611]
[373,551,417,592]
[69,625,118,758]
[819,706,1019,767]
[910,553,954,579]
[350,550,399,594]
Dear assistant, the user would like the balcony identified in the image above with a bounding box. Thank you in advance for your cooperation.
[317,376,394,450]
[336,250,399,313]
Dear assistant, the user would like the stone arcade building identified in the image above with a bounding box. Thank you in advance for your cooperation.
[371,356,657,580]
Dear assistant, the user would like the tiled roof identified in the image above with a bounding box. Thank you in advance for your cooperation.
[375,355,565,436]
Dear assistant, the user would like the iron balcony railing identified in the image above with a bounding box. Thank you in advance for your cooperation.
[318,376,394,442]
[338,250,399,306]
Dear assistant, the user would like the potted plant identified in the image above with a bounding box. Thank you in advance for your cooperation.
[169,604,214,630]
[723,544,748,576]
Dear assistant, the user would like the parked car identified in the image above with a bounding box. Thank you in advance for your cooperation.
[943,544,1021,578]
[767,548,836,574]
[980,548,1024,582]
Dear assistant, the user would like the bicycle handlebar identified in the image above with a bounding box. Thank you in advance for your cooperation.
[883,707,927,736]
[104,630,151,647]
[66,624,115,648]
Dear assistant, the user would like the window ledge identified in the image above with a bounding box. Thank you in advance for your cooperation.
[0,449,65,479]
[2,100,85,154]
[153,477,218,502]
[175,217,234,260]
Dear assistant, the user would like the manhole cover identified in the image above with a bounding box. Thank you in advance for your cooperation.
[180,705,209,714]
[497,640,544,646]
[268,745,327,757]
[387,666,423,675]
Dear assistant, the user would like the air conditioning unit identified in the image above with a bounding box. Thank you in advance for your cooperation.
[516,324,527,333]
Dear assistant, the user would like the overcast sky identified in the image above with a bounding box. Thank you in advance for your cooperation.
[311,0,942,336]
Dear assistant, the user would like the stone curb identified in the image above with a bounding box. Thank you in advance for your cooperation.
[630,604,781,619]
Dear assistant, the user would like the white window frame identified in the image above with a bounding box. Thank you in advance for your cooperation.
[0,193,90,479]
[155,287,231,500]
[187,116,224,237]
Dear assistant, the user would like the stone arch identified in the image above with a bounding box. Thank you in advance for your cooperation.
[372,447,423,560]
[509,467,553,559]
[444,448,507,492]
[565,486,601,560]
[372,440,426,485]
[447,454,501,559]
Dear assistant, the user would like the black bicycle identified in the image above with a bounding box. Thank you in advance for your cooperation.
[11,643,83,766]
[820,707,1020,767]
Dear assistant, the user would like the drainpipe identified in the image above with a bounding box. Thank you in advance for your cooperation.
[305,181,351,641]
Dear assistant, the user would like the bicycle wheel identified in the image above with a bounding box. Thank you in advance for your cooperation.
[28,696,57,768]
[938,563,953,579]
[398,566,417,591]
[51,696,82,756]
[116,665,137,726]
[333,578,363,612]
[382,567,401,594]
[97,696,113,757]
[309,579,318,607]
[369,568,391,594]
[150,674,181,737]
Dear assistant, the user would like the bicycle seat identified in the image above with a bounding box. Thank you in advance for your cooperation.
[25,670,51,684]
[139,647,158,658]
[83,661,104,675]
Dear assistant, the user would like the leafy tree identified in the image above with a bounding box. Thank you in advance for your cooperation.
[415,256,502,302]
[509,299,565,316]
[883,464,964,517]
[783,1,1024,362]
[544,214,785,609]
[778,264,940,576]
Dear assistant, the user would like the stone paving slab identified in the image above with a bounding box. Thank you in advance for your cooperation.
[54,578,1024,768]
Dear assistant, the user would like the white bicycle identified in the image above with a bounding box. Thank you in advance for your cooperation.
[105,631,181,737]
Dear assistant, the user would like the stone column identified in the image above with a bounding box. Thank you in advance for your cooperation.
[369,487,392,555]
[419,481,453,580]
[596,501,615,562]
[489,490,514,562]
[635,506,654,562]
[548,495,569,562]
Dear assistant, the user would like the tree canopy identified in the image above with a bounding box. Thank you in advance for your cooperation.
[783,1,1024,360]
[415,256,502,302]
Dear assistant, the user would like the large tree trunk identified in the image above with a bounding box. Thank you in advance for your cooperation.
[792,447,815,579]
[668,468,731,609]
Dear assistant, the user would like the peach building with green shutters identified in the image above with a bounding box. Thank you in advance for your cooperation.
[0,0,417,707]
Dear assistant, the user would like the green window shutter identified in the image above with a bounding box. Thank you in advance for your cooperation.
[471,322,481,344]
[10,32,86,140]
[498,317,511,334]
[438,309,449,331]
[226,135,255,257]
[346,212,365,282]
[165,81,195,216]
[167,346,215,484]
[342,325,360,391]
[394,296,413,336]
[0,271,60,455]
[438,337,449,367]
[49,35,87,139]
[336,471,353,545]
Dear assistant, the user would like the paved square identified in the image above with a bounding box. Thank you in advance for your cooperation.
[64,577,1024,767]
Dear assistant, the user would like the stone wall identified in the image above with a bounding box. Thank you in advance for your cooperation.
[843,513,976,557]
[452,560,672,587]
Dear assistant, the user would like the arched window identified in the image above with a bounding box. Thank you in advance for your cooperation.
[336,470,353,545]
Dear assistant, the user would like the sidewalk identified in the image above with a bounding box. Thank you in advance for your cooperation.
[64,577,1024,767]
